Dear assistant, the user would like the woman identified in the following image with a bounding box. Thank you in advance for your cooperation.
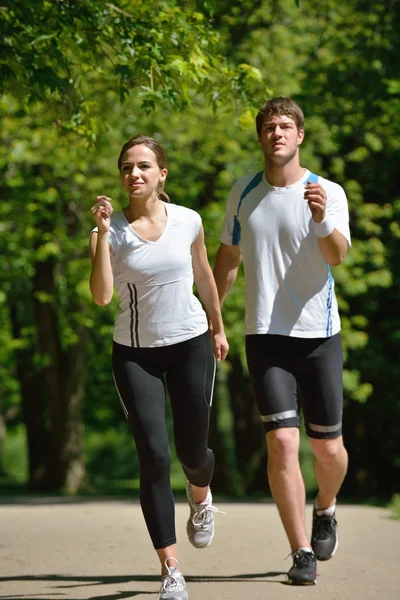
[89,135,228,600]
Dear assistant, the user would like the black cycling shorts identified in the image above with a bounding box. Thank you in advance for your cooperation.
[245,333,343,439]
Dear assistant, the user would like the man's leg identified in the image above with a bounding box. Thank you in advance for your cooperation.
[266,426,317,585]
[246,334,317,585]
[266,427,310,551]
[309,436,348,510]
[298,333,347,561]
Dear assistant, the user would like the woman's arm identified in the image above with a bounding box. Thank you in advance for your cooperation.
[89,196,114,306]
[191,225,229,360]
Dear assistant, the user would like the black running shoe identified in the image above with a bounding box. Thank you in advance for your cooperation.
[287,549,317,585]
[311,508,338,561]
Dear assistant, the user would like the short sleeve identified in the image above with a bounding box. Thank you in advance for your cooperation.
[323,179,351,246]
[180,206,202,244]
[220,181,241,246]
[191,210,202,243]
[107,227,118,254]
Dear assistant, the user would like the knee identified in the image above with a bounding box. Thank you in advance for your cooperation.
[139,444,171,478]
[176,446,207,471]
[267,428,299,462]
[310,437,345,464]
[180,448,214,488]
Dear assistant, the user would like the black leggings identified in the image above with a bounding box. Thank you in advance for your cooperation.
[112,331,216,549]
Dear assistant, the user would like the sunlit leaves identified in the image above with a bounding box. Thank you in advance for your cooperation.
[0,0,269,137]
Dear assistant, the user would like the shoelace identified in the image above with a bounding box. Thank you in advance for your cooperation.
[161,561,185,593]
[314,514,337,540]
[294,551,315,568]
[191,503,225,528]
[285,549,316,568]
[285,549,315,567]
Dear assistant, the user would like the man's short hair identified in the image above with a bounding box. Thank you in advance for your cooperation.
[256,97,305,136]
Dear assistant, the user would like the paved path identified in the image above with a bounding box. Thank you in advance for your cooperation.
[0,498,399,600]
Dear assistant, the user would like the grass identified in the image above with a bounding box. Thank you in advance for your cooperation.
[388,494,400,520]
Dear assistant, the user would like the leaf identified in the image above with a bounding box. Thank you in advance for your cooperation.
[31,33,58,46]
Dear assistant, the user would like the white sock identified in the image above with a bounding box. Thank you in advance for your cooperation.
[298,546,314,553]
[315,501,336,517]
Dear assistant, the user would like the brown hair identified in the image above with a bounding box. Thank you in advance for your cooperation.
[118,135,170,202]
[256,97,305,137]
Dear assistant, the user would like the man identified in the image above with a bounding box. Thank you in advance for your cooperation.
[213,97,351,585]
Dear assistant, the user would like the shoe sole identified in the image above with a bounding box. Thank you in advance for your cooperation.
[287,577,317,586]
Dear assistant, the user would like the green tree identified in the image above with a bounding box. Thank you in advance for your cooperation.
[1,0,266,135]
[0,0,269,492]
[133,0,400,497]
[2,0,399,500]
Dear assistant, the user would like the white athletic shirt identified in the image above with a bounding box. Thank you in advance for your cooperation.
[96,202,208,348]
[220,169,351,338]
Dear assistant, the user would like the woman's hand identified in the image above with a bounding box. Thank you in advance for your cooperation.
[91,196,113,233]
[212,330,229,361]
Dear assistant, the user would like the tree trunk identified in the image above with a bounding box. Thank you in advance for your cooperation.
[9,300,49,488]
[8,253,87,493]
[31,257,87,492]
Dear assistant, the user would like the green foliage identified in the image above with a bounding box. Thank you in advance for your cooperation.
[1,425,27,483]
[84,427,139,488]
[0,0,269,138]
[389,494,400,520]
[1,0,399,497]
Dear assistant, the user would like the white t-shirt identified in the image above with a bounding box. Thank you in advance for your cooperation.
[220,169,351,338]
[99,203,208,348]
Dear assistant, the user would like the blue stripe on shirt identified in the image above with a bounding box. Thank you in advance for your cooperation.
[307,172,319,184]
[326,266,334,336]
[232,170,264,245]
[307,173,334,336]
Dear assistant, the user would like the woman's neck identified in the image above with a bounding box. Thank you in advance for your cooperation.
[125,195,165,221]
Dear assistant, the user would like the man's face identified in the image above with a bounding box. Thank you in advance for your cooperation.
[258,114,304,165]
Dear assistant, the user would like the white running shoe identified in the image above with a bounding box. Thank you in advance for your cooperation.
[158,558,188,600]
[186,482,223,549]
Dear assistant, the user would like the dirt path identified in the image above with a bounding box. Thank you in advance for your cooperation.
[0,499,399,599]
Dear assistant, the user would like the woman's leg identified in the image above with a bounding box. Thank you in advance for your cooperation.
[112,342,176,556]
[166,332,218,549]
[166,332,216,488]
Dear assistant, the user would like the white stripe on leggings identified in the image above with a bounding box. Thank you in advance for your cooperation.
[207,356,216,408]
[112,369,129,419]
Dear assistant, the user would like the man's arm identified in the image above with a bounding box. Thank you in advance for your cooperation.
[213,243,242,306]
[304,182,349,266]
[316,231,349,267]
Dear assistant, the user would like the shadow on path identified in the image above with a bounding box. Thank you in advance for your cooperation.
[0,594,152,600]
[0,570,288,599]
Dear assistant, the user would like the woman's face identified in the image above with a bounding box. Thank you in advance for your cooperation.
[119,144,167,200]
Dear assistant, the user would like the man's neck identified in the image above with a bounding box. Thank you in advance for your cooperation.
[264,162,305,188]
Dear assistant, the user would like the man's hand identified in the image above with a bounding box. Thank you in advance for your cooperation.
[304,182,327,223]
